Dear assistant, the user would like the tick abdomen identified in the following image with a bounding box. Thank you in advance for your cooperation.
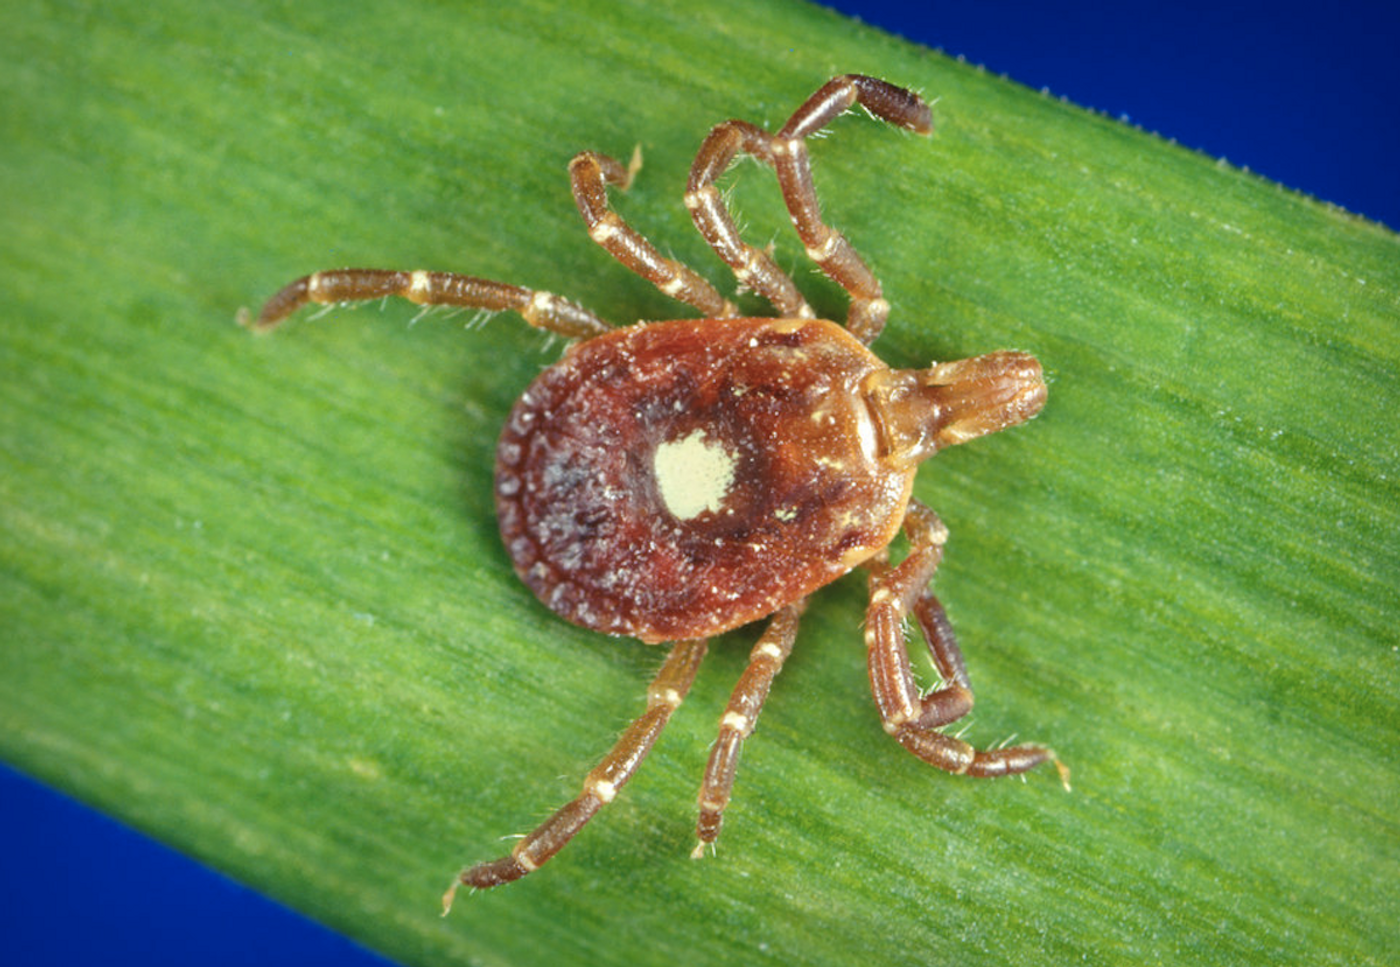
[495,317,913,643]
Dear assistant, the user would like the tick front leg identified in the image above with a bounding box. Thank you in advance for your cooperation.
[866,500,1066,784]
[692,602,804,858]
[569,150,737,318]
[443,637,707,911]
[686,119,815,319]
[771,75,934,345]
[240,269,610,339]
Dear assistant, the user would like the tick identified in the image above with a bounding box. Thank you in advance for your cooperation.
[242,75,1065,909]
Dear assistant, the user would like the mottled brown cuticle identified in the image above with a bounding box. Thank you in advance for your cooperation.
[494,316,912,643]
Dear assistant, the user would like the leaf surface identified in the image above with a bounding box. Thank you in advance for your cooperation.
[2,1,1396,965]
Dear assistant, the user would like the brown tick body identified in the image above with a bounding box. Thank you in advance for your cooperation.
[499,316,911,644]
[243,75,1064,909]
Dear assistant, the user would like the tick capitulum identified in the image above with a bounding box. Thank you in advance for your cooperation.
[243,74,1065,910]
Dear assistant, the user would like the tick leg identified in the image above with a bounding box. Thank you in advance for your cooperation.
[906,589,973,725]
[443,637,708,909]
[240,269,610,339]
[686,120,814,319]
[688,75,933,344]
[865,500,1064,783]
[772,75,933,345]
[569,151,737,318]
[692,602,804,858]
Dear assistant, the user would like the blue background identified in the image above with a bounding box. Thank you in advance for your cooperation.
[6,3,1396,965]
[835,1,1398,229]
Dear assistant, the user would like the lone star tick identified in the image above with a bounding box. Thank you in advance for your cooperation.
[241,74,1066,910]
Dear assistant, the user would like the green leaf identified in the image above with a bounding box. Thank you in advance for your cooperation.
[3,1,1397,965]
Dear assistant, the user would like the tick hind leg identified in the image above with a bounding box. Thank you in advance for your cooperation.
[240,269,610,339]
[569,150,737,318]
[692,602,804,858]
[443,637,707,910]
[687,74,933,344]
[866,500,1068,785]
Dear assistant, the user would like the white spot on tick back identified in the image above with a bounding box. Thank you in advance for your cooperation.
[653,430,737,520]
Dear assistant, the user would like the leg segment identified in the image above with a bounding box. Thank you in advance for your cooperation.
[569,151,737,318]
[443,638,707,910]
[686,120,814,319]
[773,75,932,344]
[865,500,1063,781]
[692,602,804,858]
[687,75,934,344]
[240,268,610,339]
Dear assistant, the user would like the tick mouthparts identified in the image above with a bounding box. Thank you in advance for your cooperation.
[865,351,1046,468]
[925,351,1046,448]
